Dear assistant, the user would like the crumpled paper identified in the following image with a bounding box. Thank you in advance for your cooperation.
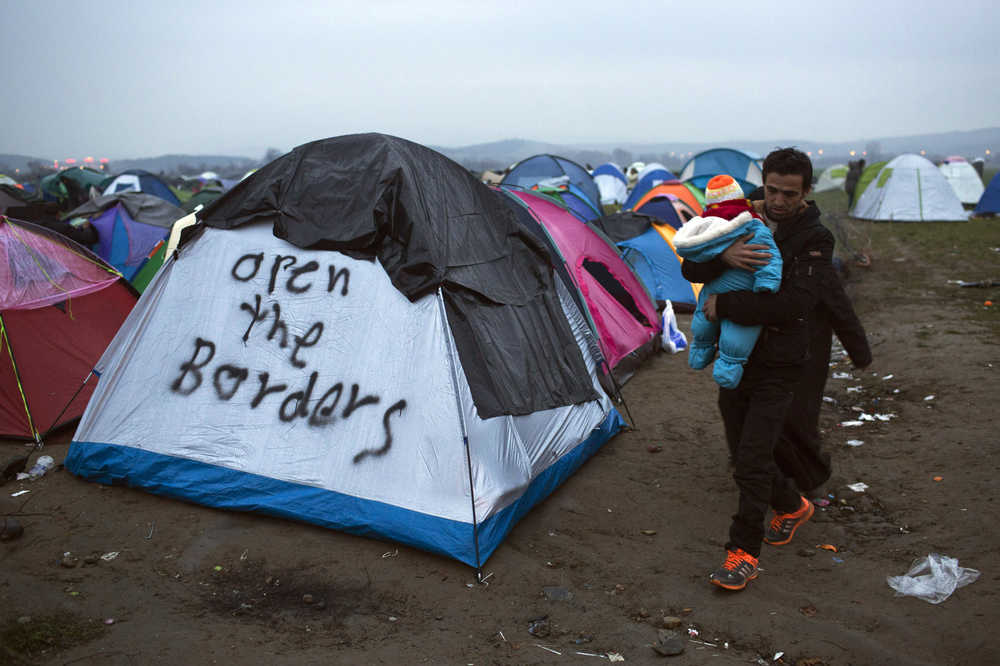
[887,553,980,604]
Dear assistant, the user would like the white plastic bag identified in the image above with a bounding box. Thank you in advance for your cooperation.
[660,301,687,354]
[886,553,980,604]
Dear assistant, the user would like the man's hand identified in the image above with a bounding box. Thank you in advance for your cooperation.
[721,233,771,271]
[703,294,718,322]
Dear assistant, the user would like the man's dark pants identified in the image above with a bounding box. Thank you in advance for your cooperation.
[718,365,804,558]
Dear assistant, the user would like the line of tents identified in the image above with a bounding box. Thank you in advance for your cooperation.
[814,154,999,220]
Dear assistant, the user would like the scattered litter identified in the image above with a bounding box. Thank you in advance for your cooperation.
[881,374,894,380]
[832,557,844,564]
[100,551,120,561]
[832,372,852,379]
[26,455,55,479]
[813,498,830,507]
[933,476,943,482]
[822,396,835,403]
[607,653,625,662]
[846,482,869,492]
[687,627,699,637]
[839,420,864,427]
[924,395,935,401]
[534,644,562,655]
[240,549,248,561]
[497,631,506,642]
[893,388,900,394]
[846,386,862,393]
[213,565,223,571]
[887,553,981,604]
[103,618,115,625]
[10,490,29,497]
[145,523,155,540]
[773,652,785,661]
[858,412,895,422]
[382,549,398,558]
[846,439,864,447]
[640,529,656,536]
[572,650,603,658]
[817,544,839,552]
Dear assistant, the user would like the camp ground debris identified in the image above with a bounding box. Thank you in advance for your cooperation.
[66,134,625,571]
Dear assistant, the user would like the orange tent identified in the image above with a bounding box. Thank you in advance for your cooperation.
[632,181,703,216]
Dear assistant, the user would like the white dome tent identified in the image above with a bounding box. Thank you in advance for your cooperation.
[852,154,967,222]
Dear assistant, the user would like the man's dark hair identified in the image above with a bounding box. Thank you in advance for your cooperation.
[762,147,813,192]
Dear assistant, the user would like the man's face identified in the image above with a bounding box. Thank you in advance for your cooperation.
[764,172,809,222]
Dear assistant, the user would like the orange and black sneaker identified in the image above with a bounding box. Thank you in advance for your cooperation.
[764,496,815,546]
[709,548,759,590]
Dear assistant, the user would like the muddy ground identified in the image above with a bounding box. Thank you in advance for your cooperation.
[2,205,998,665]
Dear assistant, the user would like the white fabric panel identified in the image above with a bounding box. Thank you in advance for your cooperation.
[102,174,140,195]
[594,174,628,205]
[76,223,475,521]
[939,162,985,204]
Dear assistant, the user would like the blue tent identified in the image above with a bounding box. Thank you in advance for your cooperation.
[501,155,602,213]
[618,227,698,310]
[679,148,763,194]
[622,164,677,210]
[974,172,1000,216]
[102,169,181,207]
[634,197,684,229]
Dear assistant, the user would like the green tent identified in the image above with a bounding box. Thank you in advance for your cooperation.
[41,167,112,206]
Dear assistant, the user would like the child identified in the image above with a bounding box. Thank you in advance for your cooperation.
[673,175,782,389]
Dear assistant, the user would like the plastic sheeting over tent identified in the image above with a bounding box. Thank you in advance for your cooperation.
[938,159,985,205]
[0,217,135,441]
[501,155,602,213]
[852,154,967,221]
[592,163,628,205]
[679,148,763,194]
[974,172,1000,216]
[504,189,660,380]
[814,164,848,192]
[67,134,622,569]
[622,163,677,210]
[102,169,181,207]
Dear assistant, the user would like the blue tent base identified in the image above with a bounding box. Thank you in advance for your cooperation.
[65,409,624,568]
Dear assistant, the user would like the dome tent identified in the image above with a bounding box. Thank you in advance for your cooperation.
[679,148,763,194]
[66,134,622,570]
[938,157,985,205]
[502,154,602,214]
[974,172,1000,216]
[102,169,181,207]
[622,163,677,210]
[852,154,967,221]
[814,164,848,192]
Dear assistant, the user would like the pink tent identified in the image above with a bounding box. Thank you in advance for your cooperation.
[505,190,660,377]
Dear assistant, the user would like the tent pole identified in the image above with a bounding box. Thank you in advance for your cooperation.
[436,291,485,577]
[41,369,96,441]
[0,313,41,445]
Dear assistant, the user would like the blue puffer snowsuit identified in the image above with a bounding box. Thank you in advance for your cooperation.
[673,211,782,389]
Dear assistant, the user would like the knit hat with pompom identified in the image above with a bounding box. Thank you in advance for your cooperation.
[704,174,744,205]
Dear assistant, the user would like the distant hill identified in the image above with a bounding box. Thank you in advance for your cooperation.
[5,127,998,179]
[433,127,1000,172]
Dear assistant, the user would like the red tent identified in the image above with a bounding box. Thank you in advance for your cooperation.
[0,216,136,440]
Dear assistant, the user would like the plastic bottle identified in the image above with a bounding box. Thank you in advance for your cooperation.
[27,455,55,479]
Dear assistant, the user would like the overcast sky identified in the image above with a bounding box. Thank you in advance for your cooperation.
[2,0,997,160]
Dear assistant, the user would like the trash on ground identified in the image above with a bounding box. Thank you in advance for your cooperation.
[933,476,943,482]
[831,372,852,379]
[607,653,625,662]
[882,374,894,380]
[10,490,29,497]
[534,644,561,655]
[846,439,864,447]
[1,517,23,541]
[813,498,830,507]
[26,455,55,479]
[832,557,844,563]
[846,482,869,492]
[101,551,120,561]
[817,544,838,552]
[773,651,784,661]
[924,395,935,401]
[822,396,835,403]
[846,386,862,392]
[839,420,864,427]
[887,553,981,604]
